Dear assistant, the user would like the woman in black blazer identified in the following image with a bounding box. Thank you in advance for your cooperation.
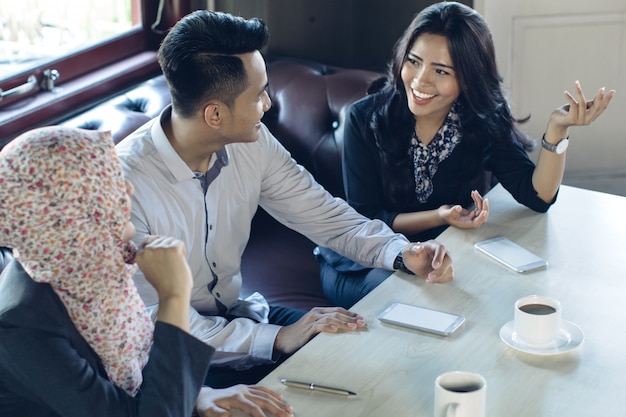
[0,126,292,417]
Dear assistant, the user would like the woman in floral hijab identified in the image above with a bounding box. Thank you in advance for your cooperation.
[0,127,293,417]
[0,125,154,394]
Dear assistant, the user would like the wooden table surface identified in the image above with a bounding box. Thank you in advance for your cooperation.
[253,184,626,417]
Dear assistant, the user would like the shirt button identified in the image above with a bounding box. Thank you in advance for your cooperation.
[212,262,217,268]
[209,224,213,230]
[216,292,221,298]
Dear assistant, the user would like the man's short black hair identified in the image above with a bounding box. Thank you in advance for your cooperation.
[158,10,269,117]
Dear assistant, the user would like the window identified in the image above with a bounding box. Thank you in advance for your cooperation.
[0,0,193,146]
[0,0,140,80]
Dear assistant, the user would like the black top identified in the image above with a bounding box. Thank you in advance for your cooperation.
[0,260,214,417]
[342,93,555,242]
[316,93,555,271]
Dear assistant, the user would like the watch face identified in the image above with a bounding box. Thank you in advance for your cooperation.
[556,138,569,154]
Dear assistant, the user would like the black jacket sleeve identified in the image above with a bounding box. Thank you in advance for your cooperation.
[0,260,214,417]
[485,135,555,213]
[343,95,554,221]
[342,97,402,227]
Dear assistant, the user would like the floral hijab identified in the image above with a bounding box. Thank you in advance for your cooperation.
[0,127,153,395]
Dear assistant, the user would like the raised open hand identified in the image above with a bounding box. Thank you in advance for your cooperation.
[550,81,615,129]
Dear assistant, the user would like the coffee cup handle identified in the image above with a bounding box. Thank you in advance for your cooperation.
[445,402,459,417]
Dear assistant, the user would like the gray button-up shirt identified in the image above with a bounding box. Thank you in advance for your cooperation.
[116,107,408,368]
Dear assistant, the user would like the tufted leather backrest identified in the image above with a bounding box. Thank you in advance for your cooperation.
[263,59,382,198]
[61,58,382,198]
[61,76,172,144]
[1,59,383,282]
[0,59,380,275]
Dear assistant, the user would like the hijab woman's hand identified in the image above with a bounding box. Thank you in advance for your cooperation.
[136,236,193,331]
[136,236,192,299]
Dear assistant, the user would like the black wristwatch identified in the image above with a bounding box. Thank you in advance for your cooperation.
[393,251,415,275]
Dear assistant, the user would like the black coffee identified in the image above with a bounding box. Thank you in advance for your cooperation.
[519,303,556,315]
[445,384,482,393]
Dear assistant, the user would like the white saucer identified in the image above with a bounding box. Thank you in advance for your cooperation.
[499,320,584,355]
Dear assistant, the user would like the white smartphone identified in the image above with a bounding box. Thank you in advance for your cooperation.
[474,236,548,273]
[377,302,465,336]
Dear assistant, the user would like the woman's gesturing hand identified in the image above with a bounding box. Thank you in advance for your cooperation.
[439,190,489,229]
[550,81,615,131]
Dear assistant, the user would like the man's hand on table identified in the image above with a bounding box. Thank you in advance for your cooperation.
[195,385,294,417]
[403,240,454,283]
[274,307,366,355]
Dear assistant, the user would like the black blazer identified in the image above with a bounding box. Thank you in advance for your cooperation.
[0,260,214,417]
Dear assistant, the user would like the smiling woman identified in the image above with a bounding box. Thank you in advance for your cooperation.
[0,0,193,147]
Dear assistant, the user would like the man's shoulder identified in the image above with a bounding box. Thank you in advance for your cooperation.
[115,122,157,169]
[116,121,155,154]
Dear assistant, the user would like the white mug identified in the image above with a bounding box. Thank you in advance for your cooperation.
[514,295,561,346]
[434,371,486,417]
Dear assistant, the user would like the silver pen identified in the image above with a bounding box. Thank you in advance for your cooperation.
[280,378,357,396]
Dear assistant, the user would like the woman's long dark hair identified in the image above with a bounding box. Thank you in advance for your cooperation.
[371,1,533,206]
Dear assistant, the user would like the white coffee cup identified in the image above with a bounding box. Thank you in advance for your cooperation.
[514,295,561,347]
[434,371,486,417]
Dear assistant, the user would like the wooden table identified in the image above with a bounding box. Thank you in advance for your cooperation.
[255,185,626,417]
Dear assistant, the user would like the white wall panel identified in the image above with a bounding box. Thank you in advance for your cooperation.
[479,0,626,195]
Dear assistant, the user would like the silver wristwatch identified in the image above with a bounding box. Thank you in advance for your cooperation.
[541,134,569,154]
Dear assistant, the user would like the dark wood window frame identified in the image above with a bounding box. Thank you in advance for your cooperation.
[0,0,192,147]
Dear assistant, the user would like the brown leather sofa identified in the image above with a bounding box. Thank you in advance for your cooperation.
[0,58,383,311]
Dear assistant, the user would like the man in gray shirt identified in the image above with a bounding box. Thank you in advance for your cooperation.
[116,10,454,387]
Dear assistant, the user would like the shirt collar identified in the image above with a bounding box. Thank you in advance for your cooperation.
[151,106,230,182]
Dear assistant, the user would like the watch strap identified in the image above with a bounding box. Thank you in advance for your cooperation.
[541,134,568,154]
[393,251,415,275]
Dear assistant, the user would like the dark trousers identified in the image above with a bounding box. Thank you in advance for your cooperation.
[203,305,307,388]
[319,257,393,309]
